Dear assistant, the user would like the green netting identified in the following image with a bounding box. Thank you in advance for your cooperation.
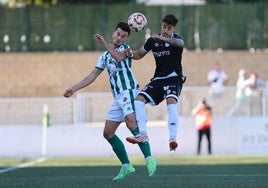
[0,3,267,52]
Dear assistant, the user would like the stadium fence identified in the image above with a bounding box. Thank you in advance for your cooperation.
[0,3,267,52]
[0,86,267,125]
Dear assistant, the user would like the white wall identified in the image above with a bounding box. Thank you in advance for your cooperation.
[1,117,268,157]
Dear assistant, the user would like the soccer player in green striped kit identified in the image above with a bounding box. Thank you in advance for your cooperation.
[63,22,157,181]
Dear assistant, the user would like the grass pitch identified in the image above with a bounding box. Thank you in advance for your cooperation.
[0,156,268,188]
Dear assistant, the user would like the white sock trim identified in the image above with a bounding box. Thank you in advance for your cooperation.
[134,100,147,135]
[167,104,179,140]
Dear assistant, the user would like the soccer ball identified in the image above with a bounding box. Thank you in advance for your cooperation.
[128,12,147,32]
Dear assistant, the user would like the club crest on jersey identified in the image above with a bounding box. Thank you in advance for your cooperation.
[164,86,169,90]
[165,42,170,47]
[154,43,160,47]
[107,60,119,75]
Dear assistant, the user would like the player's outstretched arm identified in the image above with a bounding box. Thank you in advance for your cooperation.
[63,68,103,98]
[125,47,147,60]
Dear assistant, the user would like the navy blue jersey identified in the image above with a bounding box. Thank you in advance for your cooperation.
[143,33,183,78]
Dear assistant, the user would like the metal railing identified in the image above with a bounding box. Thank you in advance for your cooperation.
[0,86,267,125]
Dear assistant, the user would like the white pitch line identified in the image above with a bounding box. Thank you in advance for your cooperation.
[0,157,47,174]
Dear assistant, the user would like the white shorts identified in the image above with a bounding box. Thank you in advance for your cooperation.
[106,89,138,122]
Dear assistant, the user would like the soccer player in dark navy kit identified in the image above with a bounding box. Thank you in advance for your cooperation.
[126,14,186,151]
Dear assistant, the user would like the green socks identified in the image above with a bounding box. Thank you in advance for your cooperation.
[108,135,130,164]
[132,127,152,158]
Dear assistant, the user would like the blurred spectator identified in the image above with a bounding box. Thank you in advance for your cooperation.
[244,73,265,97]
[207,62,228,115]
[207,62,228,98]
[244,73,265,116]
[191,98,212,155]
[226,69,248,117]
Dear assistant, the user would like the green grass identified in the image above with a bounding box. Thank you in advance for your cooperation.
[0,156,268,188]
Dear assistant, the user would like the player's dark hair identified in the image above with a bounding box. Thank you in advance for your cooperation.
[116,22,131,36]
[162,14,178,26]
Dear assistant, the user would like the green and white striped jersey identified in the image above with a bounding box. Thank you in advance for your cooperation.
[96,44,139,97]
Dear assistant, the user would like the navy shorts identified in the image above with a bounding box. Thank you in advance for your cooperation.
[139,76,186,106]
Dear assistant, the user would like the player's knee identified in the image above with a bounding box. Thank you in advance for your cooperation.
[166,97,177,104]
[135,95,147,103]
[103,130,113,140]
[125,114,137,129]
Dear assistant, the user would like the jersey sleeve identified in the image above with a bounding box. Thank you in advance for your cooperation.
[173,34,184,47]
[174,34,183,40]
[143,37,154,52]
[95,54,105,70]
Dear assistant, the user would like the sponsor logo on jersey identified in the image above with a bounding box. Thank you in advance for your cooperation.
[153,50,170,57]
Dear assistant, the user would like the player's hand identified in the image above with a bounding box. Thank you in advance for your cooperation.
[63,88,74,98]
[94,34,105,45]
[124,48,133,58]
[151,34,163,40]
[151,34,159,38]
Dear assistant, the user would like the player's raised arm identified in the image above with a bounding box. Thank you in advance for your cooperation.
[151,34,184,47]
[94,34,127,62]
